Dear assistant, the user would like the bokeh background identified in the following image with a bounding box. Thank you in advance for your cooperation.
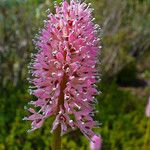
[0,0,150,149]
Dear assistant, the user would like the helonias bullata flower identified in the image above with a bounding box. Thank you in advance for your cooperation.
[146,97,150,117]
[24,0,101,140]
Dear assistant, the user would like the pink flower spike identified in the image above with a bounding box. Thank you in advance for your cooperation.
[90,135,102,150]
[146,97,150,117]
[24,0,101,140]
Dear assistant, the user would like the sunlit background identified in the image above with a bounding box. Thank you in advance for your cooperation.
[0,0,150,149]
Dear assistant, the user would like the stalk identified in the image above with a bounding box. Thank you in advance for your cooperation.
[52,74,67,150]
[143,118,150,150]
[52,125,61,150]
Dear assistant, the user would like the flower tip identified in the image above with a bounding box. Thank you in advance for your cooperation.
[22,117,28,120]
[27,129,32,133]
[24,106,28,110]
[45,8,50,15]
[27,128,35,133]
[28,101,33,105]
[50,129,54,134]
[90,135,102,150]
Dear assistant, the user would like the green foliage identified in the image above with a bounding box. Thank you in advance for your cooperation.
[98,82,147,150]
[117,61,136,85]
[0,0,149,149]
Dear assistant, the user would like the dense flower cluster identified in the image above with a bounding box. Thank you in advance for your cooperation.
[24,0,101,140]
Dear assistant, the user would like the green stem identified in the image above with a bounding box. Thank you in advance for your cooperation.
[143,118,150,150]
[52,125,61,150]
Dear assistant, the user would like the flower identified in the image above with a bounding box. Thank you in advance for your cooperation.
[24,0,101,140]
[146,97,150,117]
[90,135,102,150]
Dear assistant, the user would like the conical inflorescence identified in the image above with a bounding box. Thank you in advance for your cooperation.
[24,0,101,140]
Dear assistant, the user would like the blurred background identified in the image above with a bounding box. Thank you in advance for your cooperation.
[0,0,150,149]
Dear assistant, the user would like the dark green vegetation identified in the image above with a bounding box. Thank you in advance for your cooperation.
[0,0,150,149]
